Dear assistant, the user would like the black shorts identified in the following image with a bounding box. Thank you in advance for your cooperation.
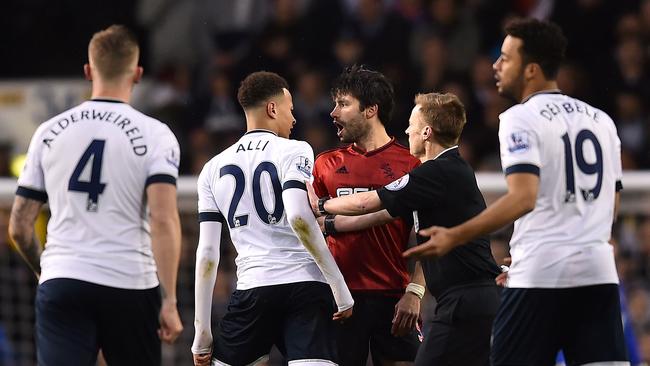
[212,281,337,365]
[416,283,500,366]
[491,284,629,366]
[35,278,161,366]
[336,293,421,365]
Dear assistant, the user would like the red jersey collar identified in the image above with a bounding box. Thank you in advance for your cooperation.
[348,137,396,157]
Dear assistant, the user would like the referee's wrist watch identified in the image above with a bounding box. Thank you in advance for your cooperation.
[324,214,337,235]
[317,197,331,216]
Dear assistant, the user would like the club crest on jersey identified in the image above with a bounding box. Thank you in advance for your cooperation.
[508,131,530,153]
[295,156,313,178]
[385,174,409,191]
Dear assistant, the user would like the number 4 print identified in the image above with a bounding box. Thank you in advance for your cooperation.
[68,139,107,211]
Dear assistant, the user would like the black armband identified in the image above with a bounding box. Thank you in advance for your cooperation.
[324,214,337,235]
[318,196,331,216]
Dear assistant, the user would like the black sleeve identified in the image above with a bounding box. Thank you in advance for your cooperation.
[377,162,444,218]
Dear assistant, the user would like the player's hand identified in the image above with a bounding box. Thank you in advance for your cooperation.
[333,307,353,322]
[158,299,183,344]
[193,351,212,366]
[403,226,458,259]
[306,183,321,217]
[392,292,420,337]
[496,257,512,287]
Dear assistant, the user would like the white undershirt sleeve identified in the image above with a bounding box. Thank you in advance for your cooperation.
[191,220,222,355]
[282,187,354,312]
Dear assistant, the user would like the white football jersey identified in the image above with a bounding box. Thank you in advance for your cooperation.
[17,99,180,289]
[498,91,622,288]
[197,130,326,290]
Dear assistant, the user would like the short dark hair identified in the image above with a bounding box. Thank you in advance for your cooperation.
[89,25,139,80]
[415,93,466,147]
[331,65,395,125]
[505,18,567,79]
[237,71,289,110]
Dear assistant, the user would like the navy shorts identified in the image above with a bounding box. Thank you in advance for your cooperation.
[35,278,161,366]
[416,283,500,366]
[212,281,337,365]
[491,284,629,366]
[335,293,422,365]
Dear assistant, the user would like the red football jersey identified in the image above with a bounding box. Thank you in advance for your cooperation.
[313,138,421,293]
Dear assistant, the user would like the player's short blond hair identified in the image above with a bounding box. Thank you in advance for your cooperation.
[88,25,139,81]
[414,93,466,147]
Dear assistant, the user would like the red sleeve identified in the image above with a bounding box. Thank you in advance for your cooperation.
[312,157,328,198]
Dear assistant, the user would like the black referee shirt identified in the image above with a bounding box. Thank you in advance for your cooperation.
[377,147,500,299]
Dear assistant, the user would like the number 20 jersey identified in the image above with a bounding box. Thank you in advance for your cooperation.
[17,99,180,290]
[197,130,327,290]
[498,91,623,288]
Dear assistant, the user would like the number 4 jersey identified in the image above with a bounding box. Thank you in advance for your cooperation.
[197,130,327,290]
[17,99,180,289]
[498,91,622,288]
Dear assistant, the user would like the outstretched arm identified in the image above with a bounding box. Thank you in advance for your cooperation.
[319,210,395,234]
[147,183,183,344]
[404,173,538,259]
[8,196,44,279]
[284,185,354,319]
[307,182,383,217]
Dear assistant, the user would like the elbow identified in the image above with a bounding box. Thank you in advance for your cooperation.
[8,225,30,248]
[518,194,537,215]
[150,212,180,229]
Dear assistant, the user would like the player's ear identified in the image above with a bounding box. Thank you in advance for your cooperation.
[133,66,143,84]
[83,64,92,81]
[524,63,538,80]
[365,104,378,119]
[422,125,432,140]
[267,101,277,119]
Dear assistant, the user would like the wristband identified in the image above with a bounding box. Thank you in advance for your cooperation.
[324,214,337,235]
[317,197,331,216]
[405,283,425,300]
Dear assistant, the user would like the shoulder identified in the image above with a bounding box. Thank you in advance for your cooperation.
[197,154,220,183]
[498,104,540,133]
[315,145,347,161]
[282,138,314,156]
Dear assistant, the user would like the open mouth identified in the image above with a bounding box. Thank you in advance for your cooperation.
[334,121,344,137]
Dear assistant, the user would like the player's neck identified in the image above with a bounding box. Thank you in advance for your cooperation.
[353,125,391,152]
[423,143,447,162]
[91,81,132,103]
[520,80,559,103]
[245,114,278,135]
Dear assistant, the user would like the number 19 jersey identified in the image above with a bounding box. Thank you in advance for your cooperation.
[498,91,623,288]
[17,99,180,290]
[197,130,326,290]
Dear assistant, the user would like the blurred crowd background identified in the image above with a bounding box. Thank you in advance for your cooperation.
[1,0,650,365]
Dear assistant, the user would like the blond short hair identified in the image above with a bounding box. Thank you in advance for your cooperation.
[88,25,139,81]
[414,93,466,147]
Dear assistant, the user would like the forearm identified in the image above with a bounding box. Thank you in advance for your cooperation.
[12,232,42,277]
[150,214,181,301]
[330,210,395,233]
[192,221,221,354]
[322,191,382,216]
[9,196,44,278]
[450,191,533,245]
[284,188,354,311]
[409,261,425,287]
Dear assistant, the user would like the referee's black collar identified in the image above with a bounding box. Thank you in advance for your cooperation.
[245,129,277,136]
[521,89,563,104]
[90,98,127,104]
[432,145,459,160]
